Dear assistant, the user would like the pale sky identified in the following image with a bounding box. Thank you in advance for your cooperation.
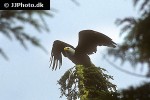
[0,0,149,100]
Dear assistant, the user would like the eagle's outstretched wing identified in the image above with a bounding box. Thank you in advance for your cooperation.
[76,30,117,54]
[50,40,74,70]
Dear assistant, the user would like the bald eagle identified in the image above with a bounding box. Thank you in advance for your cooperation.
[50,30,116,70]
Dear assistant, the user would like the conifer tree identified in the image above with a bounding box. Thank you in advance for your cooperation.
[58,65,119,100]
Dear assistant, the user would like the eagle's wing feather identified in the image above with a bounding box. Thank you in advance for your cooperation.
[50,40,74,70]
[76,30,117,54]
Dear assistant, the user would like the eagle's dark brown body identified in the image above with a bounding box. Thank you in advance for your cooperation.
[67,53,91,67]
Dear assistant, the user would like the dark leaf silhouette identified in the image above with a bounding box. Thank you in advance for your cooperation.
[120,82,150,100]
[107,0,150,76]
[0,10,52,59]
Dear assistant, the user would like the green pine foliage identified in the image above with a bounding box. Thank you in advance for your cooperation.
[58,65,119,100]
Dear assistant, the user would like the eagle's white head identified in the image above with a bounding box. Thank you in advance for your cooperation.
[64,47,75,56]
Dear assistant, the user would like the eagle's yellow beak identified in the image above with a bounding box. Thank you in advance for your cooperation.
[64,47,68,51]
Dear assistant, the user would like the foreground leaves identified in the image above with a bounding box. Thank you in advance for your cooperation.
[120,82,150,100]
[107,0,150,76]
[0,10,52,59]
